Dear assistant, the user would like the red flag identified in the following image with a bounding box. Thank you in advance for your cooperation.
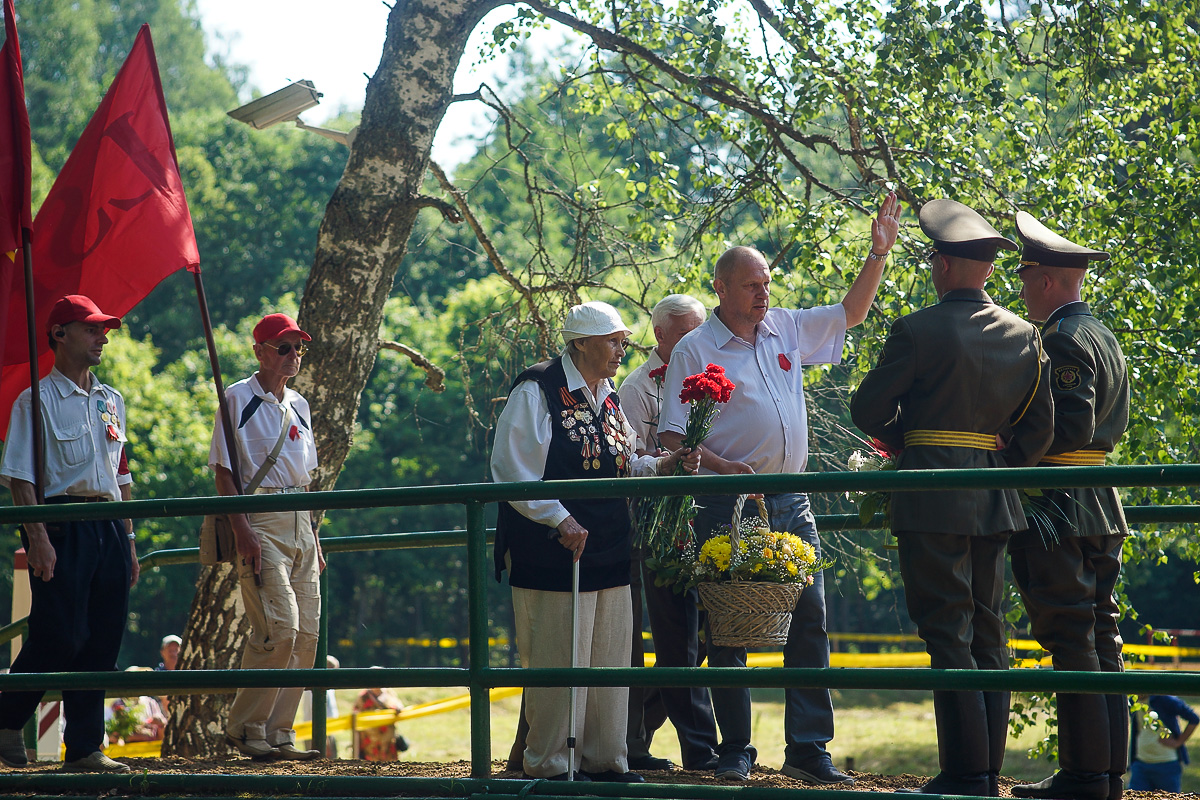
[0,0,31,252]
[0,24,199,438]
[0,0,33,433]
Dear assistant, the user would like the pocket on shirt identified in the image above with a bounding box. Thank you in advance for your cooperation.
[783,348,806,392]
[50,420,92,467]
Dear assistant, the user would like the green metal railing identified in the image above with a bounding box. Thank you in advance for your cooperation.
[0,465,1198,797]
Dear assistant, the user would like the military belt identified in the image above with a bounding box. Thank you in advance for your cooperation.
[1040,450,1107,466]
[903,430,999,450]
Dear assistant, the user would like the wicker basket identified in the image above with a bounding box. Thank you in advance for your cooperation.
[697,495,804,647]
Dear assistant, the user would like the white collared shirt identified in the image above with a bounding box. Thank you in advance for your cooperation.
[617,347,667,453]
[209,374,317,492]
[659,304,847,475]
[490,352,659,528]
[1,368,132,500]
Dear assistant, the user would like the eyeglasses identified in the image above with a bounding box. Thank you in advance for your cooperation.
[265,342,309,357]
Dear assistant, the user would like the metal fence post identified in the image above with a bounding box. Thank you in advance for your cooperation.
[466,501,491,778]
[313,565,329,751]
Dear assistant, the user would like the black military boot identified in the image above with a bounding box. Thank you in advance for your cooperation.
[899,691,991,796]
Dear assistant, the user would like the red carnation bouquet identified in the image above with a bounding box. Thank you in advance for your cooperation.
[641,363,736,588]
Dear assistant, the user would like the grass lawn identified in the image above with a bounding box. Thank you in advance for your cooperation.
[329,687,1198,792]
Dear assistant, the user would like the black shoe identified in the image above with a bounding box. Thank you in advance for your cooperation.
[522,771,591,781]
[627,754,675,771]
[781,759,856,785]
[1012,771,1109,800]
[715,751,753,781]
[897,771,991,795]
[582,770,645,783]
[686,755,720,771]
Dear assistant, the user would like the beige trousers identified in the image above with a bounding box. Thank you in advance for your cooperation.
[227,509,320,746]
[512,583,632,777]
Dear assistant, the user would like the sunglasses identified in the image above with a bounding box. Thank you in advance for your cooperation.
[265,342,309,357]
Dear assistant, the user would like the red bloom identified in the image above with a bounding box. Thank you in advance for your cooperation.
[870,437,898,459]
[648,364,668,386]
[679,365,736,404]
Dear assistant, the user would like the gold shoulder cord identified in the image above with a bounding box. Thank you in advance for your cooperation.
[1010,326,1043,426]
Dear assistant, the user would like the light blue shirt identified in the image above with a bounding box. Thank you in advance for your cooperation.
[659,304,847,475]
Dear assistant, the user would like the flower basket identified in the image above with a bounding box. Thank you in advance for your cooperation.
[697,496,805,647]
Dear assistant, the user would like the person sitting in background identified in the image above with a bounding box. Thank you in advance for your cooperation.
[353,682,409,761]
[1129,694,1198,793]
[105,670,167,745]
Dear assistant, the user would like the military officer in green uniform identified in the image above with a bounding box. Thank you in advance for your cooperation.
[851,199,1054,797]
[1008,212,1130,800]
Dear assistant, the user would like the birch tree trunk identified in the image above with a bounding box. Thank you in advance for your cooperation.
[293,0,504,491]
[160,563,248,757]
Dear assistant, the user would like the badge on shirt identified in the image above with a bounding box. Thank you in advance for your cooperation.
[1054,365,1081,391]
[778,353,792,372]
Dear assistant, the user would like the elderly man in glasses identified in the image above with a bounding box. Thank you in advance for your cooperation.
[210,313,323,761]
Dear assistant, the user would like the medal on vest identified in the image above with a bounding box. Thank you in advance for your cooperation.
[97,397,121,441]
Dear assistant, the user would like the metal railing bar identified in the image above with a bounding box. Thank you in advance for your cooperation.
[1,665,1197,696]
[3,465,1200,524]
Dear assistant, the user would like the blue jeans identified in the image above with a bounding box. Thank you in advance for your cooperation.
[1129,759,1182,792]
[694,493,834,764]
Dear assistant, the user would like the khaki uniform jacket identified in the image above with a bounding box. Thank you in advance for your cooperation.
[1015,301,1130,543]
[851,288,1054,536]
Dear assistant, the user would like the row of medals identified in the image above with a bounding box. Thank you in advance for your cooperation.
[560,404,631,472]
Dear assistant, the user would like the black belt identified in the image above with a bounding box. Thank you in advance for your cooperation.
[46,495,110,504]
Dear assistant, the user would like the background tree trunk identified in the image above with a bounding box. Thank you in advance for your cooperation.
[293,0,503,492]
[160,562,248,757]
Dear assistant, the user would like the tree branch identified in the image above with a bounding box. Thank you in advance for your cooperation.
[378,339,447,392]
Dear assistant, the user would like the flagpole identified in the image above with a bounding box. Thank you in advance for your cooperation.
[20,227,43,503]
[191,267,244,491]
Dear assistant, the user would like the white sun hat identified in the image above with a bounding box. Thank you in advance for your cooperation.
[560,301,633,345]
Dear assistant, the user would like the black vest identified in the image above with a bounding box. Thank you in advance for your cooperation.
[494,357,635,592]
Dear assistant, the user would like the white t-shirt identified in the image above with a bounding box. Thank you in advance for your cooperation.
[209,374,317,491]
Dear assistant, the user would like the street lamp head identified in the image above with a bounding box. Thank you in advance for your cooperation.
[227,80,322,130]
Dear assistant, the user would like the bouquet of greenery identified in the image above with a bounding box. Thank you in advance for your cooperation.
[847,436,899,526]
[639,363,735,587]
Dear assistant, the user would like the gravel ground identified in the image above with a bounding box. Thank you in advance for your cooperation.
[3,758,1187,799]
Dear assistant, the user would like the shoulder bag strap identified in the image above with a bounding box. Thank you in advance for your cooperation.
[244,403,294,494]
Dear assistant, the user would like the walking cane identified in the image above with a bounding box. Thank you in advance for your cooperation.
[567,557,580,781]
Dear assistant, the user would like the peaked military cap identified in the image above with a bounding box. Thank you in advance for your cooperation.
[919,199,1017,263]
[1014,210,1109,271]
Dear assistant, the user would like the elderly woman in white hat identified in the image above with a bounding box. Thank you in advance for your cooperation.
[491,301,699,783]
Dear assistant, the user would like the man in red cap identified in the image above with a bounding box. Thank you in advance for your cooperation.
[209,313,323,761]
[0,295,138,773]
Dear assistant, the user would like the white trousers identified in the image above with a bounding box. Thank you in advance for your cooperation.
[512,584,632,777]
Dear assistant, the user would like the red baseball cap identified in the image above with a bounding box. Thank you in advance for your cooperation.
[253,313,311,344]
[45,295,121,333]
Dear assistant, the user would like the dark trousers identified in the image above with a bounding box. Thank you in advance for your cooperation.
[897,531,1010,781]
[640,552,719,768]
[626,548,669,760]
[1009,533,1127,777]
[0,518,131,760]
[695,493,834,765]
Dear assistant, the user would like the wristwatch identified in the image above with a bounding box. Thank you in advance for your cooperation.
[867,250,888,262]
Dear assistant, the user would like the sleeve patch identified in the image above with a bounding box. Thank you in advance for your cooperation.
[1054,365,1082,391]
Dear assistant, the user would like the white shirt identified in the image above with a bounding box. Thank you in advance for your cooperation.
[491,352,660,528]
[209,374,318,491]
[1,368,132,500]
[659,304,847,475]
[618,347,667,453]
